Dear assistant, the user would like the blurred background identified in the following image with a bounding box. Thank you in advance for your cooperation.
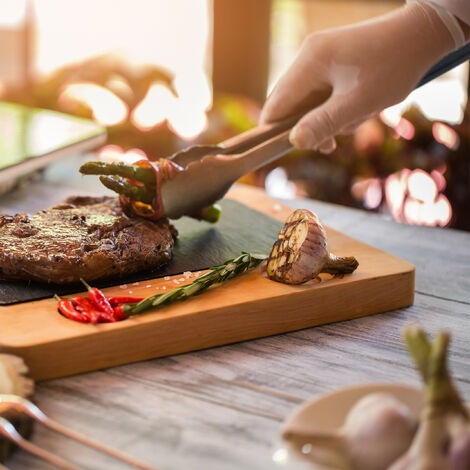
[1,0,469,230]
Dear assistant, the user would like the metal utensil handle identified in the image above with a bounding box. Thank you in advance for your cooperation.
[43,417,158,470]
[417,42,470,88]
[232,130,294,177]
[219,112,303,155]
[0,417,81,470]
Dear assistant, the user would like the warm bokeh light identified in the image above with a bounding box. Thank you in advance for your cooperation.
[173,70,212,111]
[59,82,128,126]
[98,144,148,164]
[432,122,459,150]
[392,117,415,141]
[403,195,452,227]
[265,167,296,199]
[381,65,468,126]
[380,110,416,140]
[407,169,437,203]
[431,169,446,192]
[34,0,211,77]
[168,70,211,140]
[131,74,211,140]
[385,171,408,219]
[403,198,421,225]
[35,0,212,141]
[363,178,382,209]
[131,82,175,131]
[351,178,383,210]
[384,168,452,227]
[434,194,452,227]
[167,104,208,141]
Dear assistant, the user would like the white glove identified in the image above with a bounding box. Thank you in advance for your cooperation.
[424,0,470,26]
[260,2,458,153]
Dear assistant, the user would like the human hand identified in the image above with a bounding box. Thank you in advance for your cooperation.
[260,2,456,153]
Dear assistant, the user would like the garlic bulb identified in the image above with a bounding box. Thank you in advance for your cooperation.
[283,392,417,470]
[0,354,34,397]
[344,393,417,470]
[267,209,358,284]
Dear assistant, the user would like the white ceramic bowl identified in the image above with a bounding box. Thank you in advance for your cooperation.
[273,383,423,470]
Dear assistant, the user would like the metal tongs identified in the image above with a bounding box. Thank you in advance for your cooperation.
[161,113,299,219]
[160,42,470,219]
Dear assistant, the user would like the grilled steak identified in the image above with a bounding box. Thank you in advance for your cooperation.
[0,196,176,284]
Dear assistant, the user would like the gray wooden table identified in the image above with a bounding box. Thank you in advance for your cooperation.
[2,154,470,470]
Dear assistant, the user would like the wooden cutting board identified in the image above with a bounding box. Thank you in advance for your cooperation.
[0,186,414,381]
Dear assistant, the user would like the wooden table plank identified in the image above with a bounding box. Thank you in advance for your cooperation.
[2,155,470,469]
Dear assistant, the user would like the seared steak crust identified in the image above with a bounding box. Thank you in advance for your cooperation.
[0,196,176,284]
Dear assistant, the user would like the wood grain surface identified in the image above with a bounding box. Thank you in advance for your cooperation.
[0,185,413,382]
[1,155,468,470]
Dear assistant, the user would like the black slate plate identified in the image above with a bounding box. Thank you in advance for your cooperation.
[0,199,283,305]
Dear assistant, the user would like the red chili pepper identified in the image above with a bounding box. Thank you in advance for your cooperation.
[56,296,89,323]
[80,279,116,321]
[113,305,127,320]
[108,296,144,307]
[71,296,101,324]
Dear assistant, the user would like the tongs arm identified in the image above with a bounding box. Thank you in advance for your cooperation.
[227,130,294,178]
[218,112,302,155]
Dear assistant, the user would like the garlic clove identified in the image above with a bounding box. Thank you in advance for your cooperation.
[283,392,417,470]
[449,428,470,470]
[447,413,470,470]
[0,354,34,397]
[343,393,417,470]
[266,209,358,284]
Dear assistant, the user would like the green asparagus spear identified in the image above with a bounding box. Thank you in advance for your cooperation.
[82,160,222,223]
[99,176,155,205]
[80,161,156,185]
[403,326,433,381]
[404,327,468,418]
[123,252,266,316]
[197,203,222,223]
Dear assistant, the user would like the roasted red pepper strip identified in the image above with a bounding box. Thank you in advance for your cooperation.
[71,296,101,324]
[108,296,144,307]
[80,279,116,319]
[56,297,89,323]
